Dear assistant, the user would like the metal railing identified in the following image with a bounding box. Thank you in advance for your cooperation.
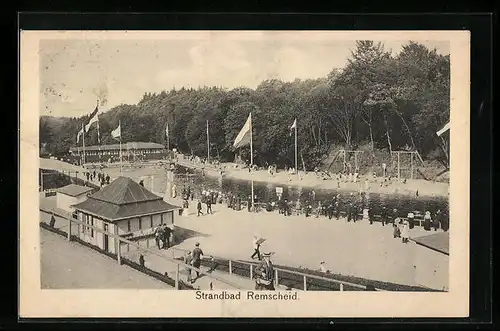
[167,246,380,292]
[39,208,245,290]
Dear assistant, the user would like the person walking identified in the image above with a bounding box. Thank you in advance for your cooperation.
[251,236,262,260]
[408,211,415,229]
[206,198,213,215]
[254,252,275,290]
[197,200,203,217]
[191,243,204,282]
[106,174,110,184]
[380,206,387,226]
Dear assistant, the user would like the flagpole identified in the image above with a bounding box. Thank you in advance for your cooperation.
[119,120,122,176]
[250,113,254,211]
[206,120,210,163]
[166,124,170,151]
[295,120,298,180]
[82,123,86,166]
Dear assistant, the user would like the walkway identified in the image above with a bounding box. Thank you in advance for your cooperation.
[40,228,171,289]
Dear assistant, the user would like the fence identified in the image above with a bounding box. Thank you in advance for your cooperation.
[39,208,245,290]
[166,246,380,292]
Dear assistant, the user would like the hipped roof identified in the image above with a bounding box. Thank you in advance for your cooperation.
[72,176,180,221]
[56,184,94,197]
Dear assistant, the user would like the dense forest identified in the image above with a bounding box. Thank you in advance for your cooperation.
[40,41,450,171]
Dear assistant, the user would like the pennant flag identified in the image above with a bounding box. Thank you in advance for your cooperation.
[436,122,450,137]
[111,122,121,141]
[290,119,297,136]
[233,113,252,149]
[84,105,99,132]
[76,126,84,143]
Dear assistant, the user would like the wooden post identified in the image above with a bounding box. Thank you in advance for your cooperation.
[175,263,180,289]
[228,260,232,275]
[249,264,253,280]
[117,238,122,265]
[303,275,307,291]
[274,269,279,287]
[410,152,414,180]
[340,283,344,291]
[67,216,71,241]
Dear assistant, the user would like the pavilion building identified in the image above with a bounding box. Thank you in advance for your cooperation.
[72,176,180,254]
[69,142,167,164]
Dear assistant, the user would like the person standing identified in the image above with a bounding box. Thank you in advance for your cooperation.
[408,211,415,229]
[162,224,172,249]
[106,174,110,184]
[197,200,203,217]
[316,201,322,218]
[401,219,410,243]
[153,224,163,249]
[254,252,275,290]
[206,198,213,215]
[380,206,387,226]
[191,243,204,282]
[49,212,56,228]
[184,251,193,282]
[251,236,262,260]
[433,210,441,231]
[423,211,432,231]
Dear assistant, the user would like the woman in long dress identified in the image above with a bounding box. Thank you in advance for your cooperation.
[423,211,432,231]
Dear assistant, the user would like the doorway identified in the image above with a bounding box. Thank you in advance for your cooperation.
[103,223,109,252]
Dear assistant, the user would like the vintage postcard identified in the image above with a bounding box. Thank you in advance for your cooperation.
[19,30,470,318]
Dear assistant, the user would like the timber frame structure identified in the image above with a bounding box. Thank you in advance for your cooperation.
[390,150,425,180]
[329,149,364,173]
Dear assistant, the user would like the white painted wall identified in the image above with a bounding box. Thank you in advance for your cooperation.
[57,192,88,214]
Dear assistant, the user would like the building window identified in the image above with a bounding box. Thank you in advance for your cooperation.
[90,216,94,238]
[138,217,142,230]
[150,215,153,228]
[160,213,163,225]
[127,219,131,232]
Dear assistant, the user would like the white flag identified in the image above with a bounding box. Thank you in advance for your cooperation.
[290,119,297,136]
[76,126,84,143]
[436,122,450,137]
[233,113,252,149]
[85,113,99,132]
[165,124,169,138]
[111,122,121,140]
[84,105,99,132]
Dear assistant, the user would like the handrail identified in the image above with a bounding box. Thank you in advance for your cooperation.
[39,208,245,290]
[167,246,379,291]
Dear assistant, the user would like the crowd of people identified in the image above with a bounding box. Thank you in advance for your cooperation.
[83,170,111,187]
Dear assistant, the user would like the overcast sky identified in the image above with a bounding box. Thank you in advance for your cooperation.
[39,32,449,118]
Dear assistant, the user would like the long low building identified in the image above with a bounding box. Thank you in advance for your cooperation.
[69,142,168,164]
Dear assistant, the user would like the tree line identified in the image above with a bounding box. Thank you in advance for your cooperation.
[40,41,450,170]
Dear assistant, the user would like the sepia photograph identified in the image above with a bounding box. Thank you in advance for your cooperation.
[20,30,470,318]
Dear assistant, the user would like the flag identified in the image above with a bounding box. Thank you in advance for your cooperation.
[436,122,450,137]
[233,113,252,149]
[165,123,169,139]
[290,119,297,136]
[76,125,84,143]
[84,105,99,132]
[111,122,121,141]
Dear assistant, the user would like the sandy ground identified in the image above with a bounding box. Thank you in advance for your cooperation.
[171,201,448,289]
[177,159,449,198]
[40,228,171,289]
